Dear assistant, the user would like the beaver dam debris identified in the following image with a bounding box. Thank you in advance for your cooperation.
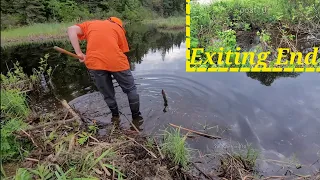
[162,89,168,112]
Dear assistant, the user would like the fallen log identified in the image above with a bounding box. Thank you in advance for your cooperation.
[61,99,82,125]
[169,123,222,139]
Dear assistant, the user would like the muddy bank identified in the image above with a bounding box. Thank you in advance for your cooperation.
[1,95,194,179]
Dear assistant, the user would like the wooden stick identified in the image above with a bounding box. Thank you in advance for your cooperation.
[89,135,99,142]
[161,89,168,106]
[120,112,140,133]
[53,46,82,59]
[262,176,287,180]
[153,137,164,159]
[25,158,39,162]
[92,168,103,175]
[68,134,76,153]
[26,117,77,131]
[264,159,303,167]
[169,123,222,139]
[61,99,82,125]
[99,161,111,176]
[21,129,38,147]
[126,136,157,159]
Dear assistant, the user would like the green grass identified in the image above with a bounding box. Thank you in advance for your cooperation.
[160,127,192,169]
[1,17,185,47]
[0,89,30,119]
[0,89,30,163]
[1,17,185,40]
[142,16,185,29]
[1,22,74,40]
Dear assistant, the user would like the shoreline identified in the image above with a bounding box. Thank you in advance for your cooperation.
[1,17,185,48]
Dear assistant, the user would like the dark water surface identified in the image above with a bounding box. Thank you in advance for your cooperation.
[1,26,319,175]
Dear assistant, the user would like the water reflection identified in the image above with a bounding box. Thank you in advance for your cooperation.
[0,24,186,100]
[1,25,320,175]
[246,72,301,86]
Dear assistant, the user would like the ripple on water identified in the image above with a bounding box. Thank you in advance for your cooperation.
[68,71,320,175]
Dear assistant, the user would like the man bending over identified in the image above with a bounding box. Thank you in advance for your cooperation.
[67,17,142,120]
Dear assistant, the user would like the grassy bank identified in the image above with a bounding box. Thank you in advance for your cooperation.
[0,59,193,179]
[1,16,185,47]
[142,16,185,29]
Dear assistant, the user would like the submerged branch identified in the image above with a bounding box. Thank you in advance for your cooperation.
[169,123,222,139]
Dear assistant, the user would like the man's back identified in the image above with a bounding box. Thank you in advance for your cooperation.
[76,20,130,72]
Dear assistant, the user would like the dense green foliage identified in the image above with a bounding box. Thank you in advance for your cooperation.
[0,88,30,162]
[191,0,319,48]
[0,55,55,164]
[0,65,31,163]
[1,0,186,30]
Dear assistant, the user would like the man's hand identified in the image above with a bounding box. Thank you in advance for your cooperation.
[77,53,86,63]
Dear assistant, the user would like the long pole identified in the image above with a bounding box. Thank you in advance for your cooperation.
[53,46,83,59]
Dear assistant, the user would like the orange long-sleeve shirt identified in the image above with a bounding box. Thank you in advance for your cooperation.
[76,20,130,72]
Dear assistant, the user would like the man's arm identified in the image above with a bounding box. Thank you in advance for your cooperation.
[67,25,85,62]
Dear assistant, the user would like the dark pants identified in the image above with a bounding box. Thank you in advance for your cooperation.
[88,69,140,117]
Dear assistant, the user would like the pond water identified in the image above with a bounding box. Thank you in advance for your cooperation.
[1,25,319,175]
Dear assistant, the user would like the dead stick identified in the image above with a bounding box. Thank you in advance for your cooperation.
[126,136,157,159]
[264,159,302,166]
[61,99,82,125]
[262,176,287,180]
[62,111,69,122]
[153,137,164,159]
[68,134,76,153]
[191,162,214,180]
[25,158,39,162]
[99,161,111,176]
[169,123,222,139]
[89,135,99,142]
[242,175,255,180]
[120,112,140,133]
[21,129,38,147]
[25,117,77,131]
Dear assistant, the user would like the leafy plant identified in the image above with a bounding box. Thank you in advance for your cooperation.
[233,144,260,167]
[14,168,32,180]
[1,89,30,119]
[81,148,115,172]
[29,164,54,180]
[77,132,90,145]
[54,165,74,180]
[257,30,271,44]
[0,61,29,91]
[161,127,192,169]
[0,118,28,162]
[88,124,99,134]
[1,89,30,162]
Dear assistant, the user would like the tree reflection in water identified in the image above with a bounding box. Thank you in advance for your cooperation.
[246,72,301,86]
